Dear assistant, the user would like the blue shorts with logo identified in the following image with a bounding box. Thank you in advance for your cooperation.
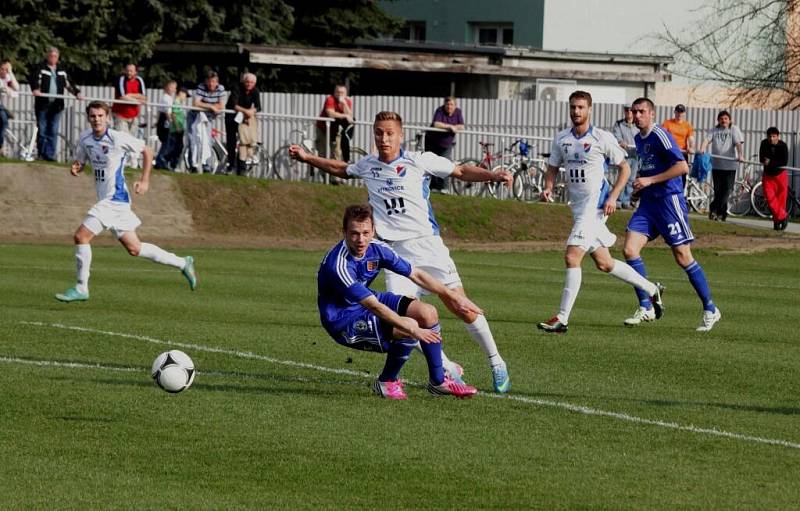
[627,193,695,246]
[322,291,405,353]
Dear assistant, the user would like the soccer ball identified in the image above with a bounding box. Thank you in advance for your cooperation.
[151,350,195,393]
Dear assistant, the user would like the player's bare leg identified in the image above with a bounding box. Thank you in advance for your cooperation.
[440,286,509,393]
[119,231,197,290]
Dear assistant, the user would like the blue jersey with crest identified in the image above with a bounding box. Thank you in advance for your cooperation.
[317,239,412,330]
[634,126,686,200]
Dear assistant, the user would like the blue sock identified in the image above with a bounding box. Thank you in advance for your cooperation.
[683,260,715,312]
[419,323,445,385]
[379,340,415,382]
[626,257,652,308]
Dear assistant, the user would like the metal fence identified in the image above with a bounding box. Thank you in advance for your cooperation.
[4,84,800,199]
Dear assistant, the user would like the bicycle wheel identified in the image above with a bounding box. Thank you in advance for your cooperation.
[685,178,711,214]
[272,144,300,180]
[727,181,751,216]
[451,159,481,196]
[349,146,368,164]
[749,181,771,218]
[512,166,542,202]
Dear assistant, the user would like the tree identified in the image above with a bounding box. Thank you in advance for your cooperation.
[660,0,800,108]
[0,0,400,89]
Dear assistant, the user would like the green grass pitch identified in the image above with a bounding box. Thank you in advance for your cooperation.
[1,242,798,509]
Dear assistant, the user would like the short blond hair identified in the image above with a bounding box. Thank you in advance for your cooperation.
[374,111,403,125]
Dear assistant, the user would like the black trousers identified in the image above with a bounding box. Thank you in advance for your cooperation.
[710,168,736,218]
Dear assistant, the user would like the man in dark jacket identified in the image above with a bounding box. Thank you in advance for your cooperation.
[30,46,83,161]
[224,72,261,175]
[759,127,790,230]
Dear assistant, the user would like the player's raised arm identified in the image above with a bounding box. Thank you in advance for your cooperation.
[408,267,484,316]
[451,162,512,188]
[288,144,350,179]
[358,294,441,343]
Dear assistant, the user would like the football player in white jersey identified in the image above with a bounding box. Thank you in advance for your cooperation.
[55,100,197,302]
[537,91,664,333]
[289,111,513,393]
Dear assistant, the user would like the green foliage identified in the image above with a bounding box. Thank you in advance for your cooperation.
[0,0,400,88]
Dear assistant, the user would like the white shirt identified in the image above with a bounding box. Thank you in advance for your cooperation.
[548,125,626,218]
[346,150,453,241]
[75,128,145,203]
[158,92,174,114]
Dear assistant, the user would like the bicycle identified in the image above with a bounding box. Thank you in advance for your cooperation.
[453,140,511,198]
[750,174,799,219]
[3,119,37,161]
[272,129,319,181]
[181,126,228,174]
[725,158,761,217]
[684,174,713,214]
[238,142,273,179]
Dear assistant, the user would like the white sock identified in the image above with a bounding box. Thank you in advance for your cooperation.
[465,315,503,367]
[138,243,185,269]
[608,259,656,295]
[557,267,582,323]
[75,244,91,294]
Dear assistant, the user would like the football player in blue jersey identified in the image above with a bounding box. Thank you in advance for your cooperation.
[292,111,513,394]
[317,204,481,399]
[624,98,720,331]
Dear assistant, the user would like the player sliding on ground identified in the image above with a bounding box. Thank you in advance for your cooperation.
[54,100,196,302]
[318,204,480,399]
[290,111,513,393]
[537,91,664,334]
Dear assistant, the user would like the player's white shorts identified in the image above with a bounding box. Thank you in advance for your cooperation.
[83,199,141,239]
[384,235,463,298]
[566,210,616,253]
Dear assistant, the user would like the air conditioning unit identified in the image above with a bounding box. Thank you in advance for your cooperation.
[536,79,578,101]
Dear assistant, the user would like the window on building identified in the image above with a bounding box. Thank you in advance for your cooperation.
[397,21,426,42]
[471,23,514,46]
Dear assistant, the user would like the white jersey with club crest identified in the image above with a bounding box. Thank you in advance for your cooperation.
[346,150,453,241]
[548,126,626,218]
[74,128,145,203]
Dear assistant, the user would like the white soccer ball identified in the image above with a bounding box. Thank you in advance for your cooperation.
[151,350,195,393]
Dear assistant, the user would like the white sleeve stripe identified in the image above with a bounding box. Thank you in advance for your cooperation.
[654,127,673,149]
[672,194,694,240]
[335,244,354,286]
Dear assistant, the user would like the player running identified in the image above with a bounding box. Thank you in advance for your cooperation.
[623,97,720,331]
[537,91,664,333]
[54,100,196,302]
[290,111,512,393]
[318,204,479,399]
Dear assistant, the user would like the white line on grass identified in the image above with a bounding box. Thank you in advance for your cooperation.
[19,320,800,451]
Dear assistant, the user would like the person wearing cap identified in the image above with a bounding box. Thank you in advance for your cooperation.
[612,105,638,208]
[661,104,695,168]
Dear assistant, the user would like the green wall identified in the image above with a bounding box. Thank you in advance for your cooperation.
[379,0,544,48]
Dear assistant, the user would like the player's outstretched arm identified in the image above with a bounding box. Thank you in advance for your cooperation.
[288,144,350,179]
[451,163,513,188]
[408,268,483,316]
[359,295,441,343]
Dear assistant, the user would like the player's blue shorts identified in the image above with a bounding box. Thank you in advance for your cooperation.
[322,291,408,353]
[627,193,695,246]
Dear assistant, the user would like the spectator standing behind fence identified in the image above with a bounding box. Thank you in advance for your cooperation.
[155,87,187,171]
[759,127,790,231]
[156,80,176,146]
[661,104,695,160]
[0,60,20,156]
[424,97,464,193]
[612,105,638,208]
[111,63,146,135]
[187,71,225,173]
[224,73,261,175]
[315,84,354,162]
[700,110,744,222]
[30,46,83,161]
